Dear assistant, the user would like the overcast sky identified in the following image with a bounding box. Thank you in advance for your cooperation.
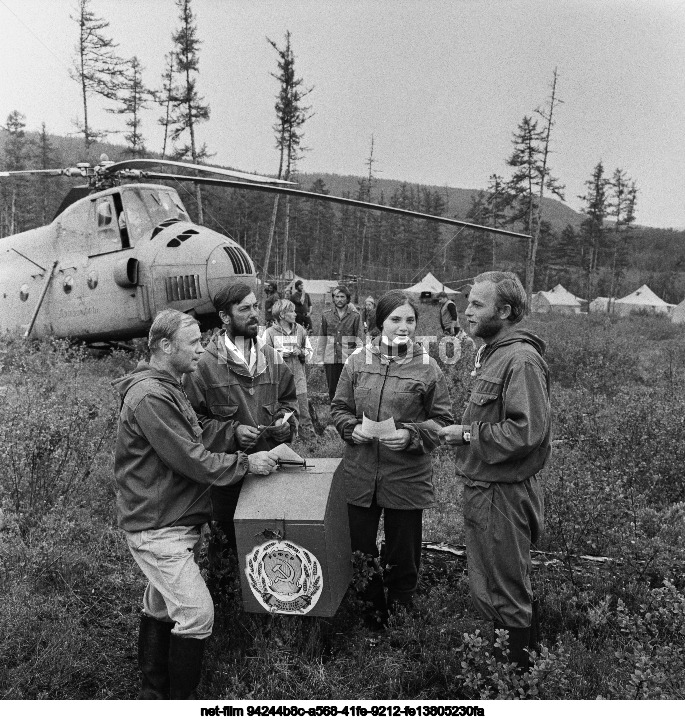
[1,0,683,229]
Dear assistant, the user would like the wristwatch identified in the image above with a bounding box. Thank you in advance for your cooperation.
[462,429,471,444]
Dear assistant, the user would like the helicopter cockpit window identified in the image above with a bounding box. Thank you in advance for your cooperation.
[96,198,114,229]
[147,190,189,223]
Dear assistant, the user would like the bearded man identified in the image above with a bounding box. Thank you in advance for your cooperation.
[439,271,551,671]
[183,283,298,551]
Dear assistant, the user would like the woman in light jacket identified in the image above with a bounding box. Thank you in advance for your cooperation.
[263,299,315,437]
[331,290,453,627]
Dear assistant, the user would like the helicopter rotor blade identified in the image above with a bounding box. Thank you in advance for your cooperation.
[105,158,295,185]
[0,168,84,178]
[140,171,531,240]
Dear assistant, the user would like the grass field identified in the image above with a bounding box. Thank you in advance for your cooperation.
[1,304,685,700]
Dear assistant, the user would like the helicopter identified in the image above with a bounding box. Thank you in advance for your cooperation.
[0,155,528,342]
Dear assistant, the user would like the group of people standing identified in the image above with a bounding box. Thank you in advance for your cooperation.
[113,270,551,699]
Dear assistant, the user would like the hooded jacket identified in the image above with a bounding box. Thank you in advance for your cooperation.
[456,328,551,485]
[182,332,298,454]
[113,363,249,532]
[331,339,454,509]
[183,332,298,522]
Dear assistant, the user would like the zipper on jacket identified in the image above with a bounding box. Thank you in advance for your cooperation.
[374,361,392,486]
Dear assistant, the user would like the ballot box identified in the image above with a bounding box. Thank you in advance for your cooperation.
[234,458,352,617]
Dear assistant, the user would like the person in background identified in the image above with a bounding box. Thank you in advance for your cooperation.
[263,282,281,327]
[439,271,550,672]
[331,290,454,629]
[436,291,459,335]
[361,296,379,339]
[183,283,298,553]
[315,285,364,402]
[290,279,313,331]
[263,298,315,438]
[113,309,277,699]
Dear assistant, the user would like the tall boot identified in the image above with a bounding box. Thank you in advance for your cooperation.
[362,573,389,631]
[493,623,531,672]
[137,614,174,700]
[168,635,206,700]
[529,597,541,653]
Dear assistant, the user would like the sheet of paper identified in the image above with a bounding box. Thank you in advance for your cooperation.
[361,413,397,440]
[270,443,304,463]
[274,411,294,426]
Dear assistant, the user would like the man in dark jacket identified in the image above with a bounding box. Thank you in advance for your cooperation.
[315,285,364,401]
[184,283,298,552]
[114,309,277,699]
[291,279,313,330]
[263,282,281,326]
[439,271,551,671]
[437,291,459,335]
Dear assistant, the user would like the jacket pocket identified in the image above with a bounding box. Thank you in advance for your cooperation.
[353,386,371,416]
[209,402,239,419]
[470,376,502,406]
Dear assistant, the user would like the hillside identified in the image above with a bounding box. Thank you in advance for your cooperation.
[296,172,585,232]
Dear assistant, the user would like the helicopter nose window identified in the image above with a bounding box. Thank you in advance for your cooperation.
[20,284,29,302]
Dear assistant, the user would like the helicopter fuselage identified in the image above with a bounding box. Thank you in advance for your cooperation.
[0,183,256,341]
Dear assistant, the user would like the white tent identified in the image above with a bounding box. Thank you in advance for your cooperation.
[531,284,582,315]
[613,285,673,317]
[403,272,458,295]
[589,297,614,314]
[671,298,685,324]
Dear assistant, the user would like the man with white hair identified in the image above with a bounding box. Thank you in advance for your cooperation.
[113,309,277,699]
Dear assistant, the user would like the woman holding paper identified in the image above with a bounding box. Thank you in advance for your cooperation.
[331,290,453,629]
[263,299,315,437]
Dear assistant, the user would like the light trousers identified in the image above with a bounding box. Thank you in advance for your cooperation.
[126,524,214,639]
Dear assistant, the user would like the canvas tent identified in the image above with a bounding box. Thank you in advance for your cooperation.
[403,272,458,295]
[531,284,583,315]
[589,297,614,314]
[612,285,673,317]
[671,298,685,324]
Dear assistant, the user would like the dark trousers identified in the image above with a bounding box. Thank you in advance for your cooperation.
[324,363,345,402]
[348,500,424,607]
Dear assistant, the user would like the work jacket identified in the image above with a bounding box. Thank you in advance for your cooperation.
[440,299,458,333]
[456,328,552,485]
[183,331,299,454]
[331,340,454,509]
[183,332,299,522]
[113,364,248,532]
[315,305,364,365]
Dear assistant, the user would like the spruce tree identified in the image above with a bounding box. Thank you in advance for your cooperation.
[69,0,126,150]
[263,31,313,282]
[506,69,564,296]
[169,0,211,223]
[110,56,151,158]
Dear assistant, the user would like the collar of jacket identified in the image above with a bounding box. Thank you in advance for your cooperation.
[214,330,268,377]
[272,320,298,336]
[367,336,427,364]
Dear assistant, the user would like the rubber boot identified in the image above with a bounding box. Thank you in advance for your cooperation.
[137,614,174,700]
[362,574,389,631]
[529,597,541,654]
[493,623,531,672]
[168,635,206,700]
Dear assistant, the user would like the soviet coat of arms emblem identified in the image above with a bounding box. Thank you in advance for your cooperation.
[245,540,323,614]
